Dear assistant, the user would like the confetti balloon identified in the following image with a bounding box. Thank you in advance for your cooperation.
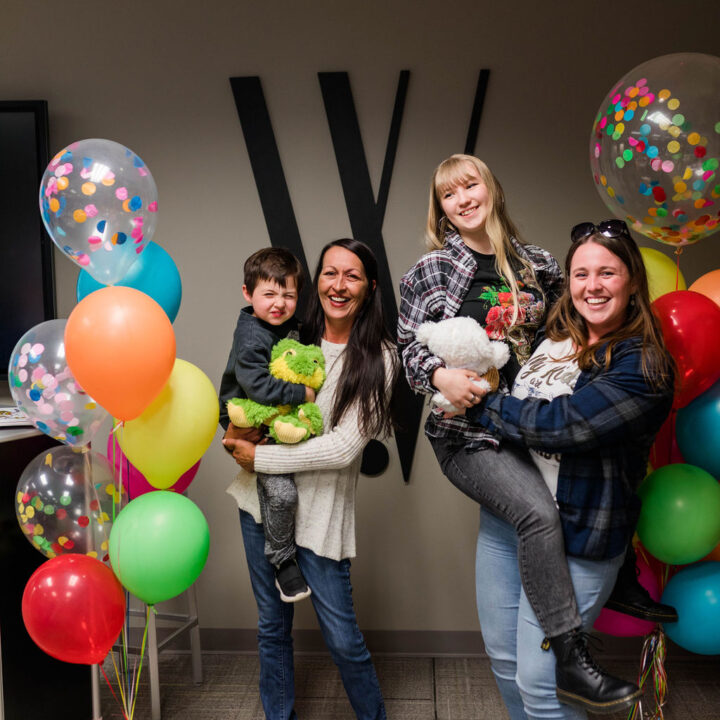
[590,53,720,247]
[8,319,108,446]
[39,138,159,284]
[15,445,125,562]
[22,554,125,665]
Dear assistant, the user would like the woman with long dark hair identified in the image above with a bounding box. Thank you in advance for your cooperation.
[225,238,397,720]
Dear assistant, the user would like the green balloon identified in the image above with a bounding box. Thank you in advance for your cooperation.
[638,463,720,564]
[108,492,209,605]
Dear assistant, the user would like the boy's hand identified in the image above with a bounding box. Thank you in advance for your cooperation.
[304,386,316,402]
[222,437,256,472]
[222,424,263,455]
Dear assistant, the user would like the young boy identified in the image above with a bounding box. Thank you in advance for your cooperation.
[219,247,315,602]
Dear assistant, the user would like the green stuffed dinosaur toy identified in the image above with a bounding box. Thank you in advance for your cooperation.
[227,338,325,444]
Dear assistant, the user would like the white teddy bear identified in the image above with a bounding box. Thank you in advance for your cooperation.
[416,316,511,413]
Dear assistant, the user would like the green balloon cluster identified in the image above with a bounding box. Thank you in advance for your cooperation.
[638,464,720,565]
[108,491,210,605]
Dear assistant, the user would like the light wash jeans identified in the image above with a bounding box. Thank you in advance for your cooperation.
[431,438,581,637]
[239,510,386,720]
[475,509,625,720]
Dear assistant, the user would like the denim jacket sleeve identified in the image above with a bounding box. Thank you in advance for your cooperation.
[468,339,673,453]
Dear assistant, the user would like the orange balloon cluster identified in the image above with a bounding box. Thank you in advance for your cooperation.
[65,286,176,421]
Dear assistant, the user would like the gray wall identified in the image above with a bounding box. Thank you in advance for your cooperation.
[3,0,718,646]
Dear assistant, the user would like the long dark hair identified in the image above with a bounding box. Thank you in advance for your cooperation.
[546,232,674,388]
[302,238,398,438]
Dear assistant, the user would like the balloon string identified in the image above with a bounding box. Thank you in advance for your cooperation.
[628,629,667,720]
[673,248,683,292]
[100,661,130,720]
[121,590,131,712]
[111,424,126,523]
[109,644,130,717]
[128,606,151,720]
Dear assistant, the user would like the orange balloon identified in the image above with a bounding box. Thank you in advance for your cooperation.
[689,269,720,308]
[65,286,176,420]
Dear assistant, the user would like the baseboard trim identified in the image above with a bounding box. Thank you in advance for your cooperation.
[161,628,665,658]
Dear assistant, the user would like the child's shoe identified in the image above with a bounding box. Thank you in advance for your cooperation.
[275,559,312,603]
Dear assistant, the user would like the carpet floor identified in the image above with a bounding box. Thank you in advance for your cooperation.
[99,650,720,719]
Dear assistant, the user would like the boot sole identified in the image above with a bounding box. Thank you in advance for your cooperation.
[604,599,678,623]
[275,580,312,603]
[556,687,643,714]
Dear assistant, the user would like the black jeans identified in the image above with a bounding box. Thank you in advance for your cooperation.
[431,437,581,637]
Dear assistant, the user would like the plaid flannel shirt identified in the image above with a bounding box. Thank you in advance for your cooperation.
[398,231,563,449]
[469,337,674,559]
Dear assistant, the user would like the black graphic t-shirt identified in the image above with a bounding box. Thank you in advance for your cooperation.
[457,249,547,384]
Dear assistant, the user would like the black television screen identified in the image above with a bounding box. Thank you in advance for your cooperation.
[0,100,54,380]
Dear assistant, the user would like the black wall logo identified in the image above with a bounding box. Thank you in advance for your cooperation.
[229,70,490,482]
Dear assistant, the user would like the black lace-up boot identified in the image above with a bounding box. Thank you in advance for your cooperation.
[604,546,678,622]
[548,629,642,714]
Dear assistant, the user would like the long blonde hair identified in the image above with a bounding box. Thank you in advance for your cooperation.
[426,154,538,324]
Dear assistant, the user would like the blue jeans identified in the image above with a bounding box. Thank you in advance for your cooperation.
[475,509,625,720]
[239,510,386,720]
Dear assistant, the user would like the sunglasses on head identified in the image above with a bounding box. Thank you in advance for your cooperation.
[570,219,632,244]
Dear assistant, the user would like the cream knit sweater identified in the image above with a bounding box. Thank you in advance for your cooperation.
[227,339,393,562]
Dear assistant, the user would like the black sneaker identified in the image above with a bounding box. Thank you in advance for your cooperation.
[275,559,312,603]
[549,629,642,714]
[604,549,678,623]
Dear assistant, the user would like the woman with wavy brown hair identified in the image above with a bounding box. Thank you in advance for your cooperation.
[464,220,675,719]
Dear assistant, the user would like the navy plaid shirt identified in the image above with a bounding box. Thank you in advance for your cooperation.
[398,231,563,449]
[469,337,673,560]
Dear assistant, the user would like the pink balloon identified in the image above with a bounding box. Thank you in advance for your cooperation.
[106,434,198,499]
[594,557,660,637]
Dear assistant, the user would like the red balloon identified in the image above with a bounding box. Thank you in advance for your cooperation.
[652,290,720,408]
[106,434,199,499]
[22,555,125,664]
[649,411,685,469]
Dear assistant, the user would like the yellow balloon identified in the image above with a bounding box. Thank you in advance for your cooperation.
[118,359,219,489]
[639,247,686,302]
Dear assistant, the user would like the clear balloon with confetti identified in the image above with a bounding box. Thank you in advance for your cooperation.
[39,138,159,284]
[15,446,126,562]
[590,53,720,247]
[8,319,108,446]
